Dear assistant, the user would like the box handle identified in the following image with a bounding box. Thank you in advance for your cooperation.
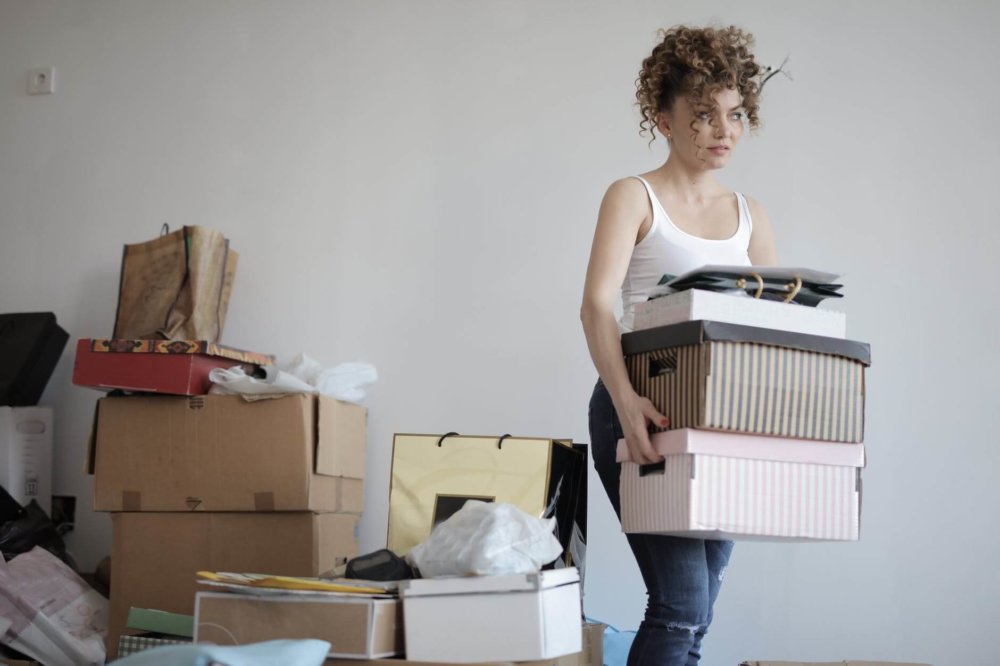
[436,432,513,450]
[648,349,678,378]
[639,461,666,477]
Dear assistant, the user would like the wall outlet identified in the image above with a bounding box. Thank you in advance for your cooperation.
[28,67,55,95]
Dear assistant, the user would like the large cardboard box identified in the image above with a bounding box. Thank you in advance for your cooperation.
[324,657,581,666]
[388,434,583,557]
[73,338,273,396]
[398,569,582,663]
[195,592,402,658]
[618,430,864,541]
[89,393,365,512]
[633,289,847,338]
[623,321,871,443]
[741,662,932,665]
[0,407,52,515]
[108,511,359,659]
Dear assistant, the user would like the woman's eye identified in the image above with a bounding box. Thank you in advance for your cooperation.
[695,111,711,120]
[731,112,744,121]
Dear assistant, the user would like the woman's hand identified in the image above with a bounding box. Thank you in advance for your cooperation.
[614,390,669,465]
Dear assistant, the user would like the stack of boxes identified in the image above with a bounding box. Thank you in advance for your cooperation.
[617,287,870,541]
[68,227,370,657]
[80,368,367,657]
[185,432,599,665]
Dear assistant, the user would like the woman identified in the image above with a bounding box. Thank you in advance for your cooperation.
[580,25,778,666]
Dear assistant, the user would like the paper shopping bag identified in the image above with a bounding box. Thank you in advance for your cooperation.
[387,433,584,559]
[112,226,238,342]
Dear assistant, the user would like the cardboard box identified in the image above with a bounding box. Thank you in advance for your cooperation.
[195,591,402,658]
[90,393,365,512]
[388,434,583,557]
[72,338,273,396]
[580,621,604,666]
[324,657,583,666]
[633,289,847,338]
[108,511,359,659]
[741,662,932,665]
[618,429,864,541]
[623,321,871,443]
[0,407,52,515]
[398,569,582,663]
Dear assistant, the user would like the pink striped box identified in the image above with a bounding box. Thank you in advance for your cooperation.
[616,430,864,541]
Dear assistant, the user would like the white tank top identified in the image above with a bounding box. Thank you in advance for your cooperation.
[620,176,753,332]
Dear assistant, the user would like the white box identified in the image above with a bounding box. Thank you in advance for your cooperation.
[0,407,52,514]
[633,289,847,338]
[399,568,582,663]
[618,430,863,541]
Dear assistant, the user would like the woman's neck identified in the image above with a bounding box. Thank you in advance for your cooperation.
[651,154,726,203]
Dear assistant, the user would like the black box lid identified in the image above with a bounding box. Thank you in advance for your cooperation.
[621,320,871,366]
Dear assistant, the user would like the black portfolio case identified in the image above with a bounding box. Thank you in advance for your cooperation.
[0,313,69,406]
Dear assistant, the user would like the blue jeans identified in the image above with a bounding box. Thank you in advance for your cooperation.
[589,379,734,666]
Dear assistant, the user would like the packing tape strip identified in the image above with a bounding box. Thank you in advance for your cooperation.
[121,491,141,511]
[254,491,275,511]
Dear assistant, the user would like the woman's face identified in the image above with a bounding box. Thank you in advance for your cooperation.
[659,87,746,169]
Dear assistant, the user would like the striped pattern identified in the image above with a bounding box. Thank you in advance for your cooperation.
[118,635,191,657]
[627,341,865,443]
[625,344,707,433]
[621,454,859,541]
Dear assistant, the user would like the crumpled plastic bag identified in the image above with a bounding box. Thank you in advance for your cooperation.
[406,501,562,577]
[0,547,107,666]
[209,354,377,404]
[598,620,637,666]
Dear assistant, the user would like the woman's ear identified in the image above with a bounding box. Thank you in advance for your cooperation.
[656,112,672,140]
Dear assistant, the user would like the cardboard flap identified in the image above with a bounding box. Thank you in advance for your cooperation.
[622,320,871,365]
[616,429,865,468]
[315,397,366,479]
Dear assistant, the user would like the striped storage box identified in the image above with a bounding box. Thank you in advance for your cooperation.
[622,320,871,443]
[617,429,864,541]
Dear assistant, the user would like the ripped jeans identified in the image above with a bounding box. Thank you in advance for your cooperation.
[589,379,734,666]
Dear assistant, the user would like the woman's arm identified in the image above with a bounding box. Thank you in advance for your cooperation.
[581,178,669,465]
[746,196,778,266]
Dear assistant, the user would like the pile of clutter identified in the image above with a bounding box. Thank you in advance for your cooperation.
[68,226,594,666]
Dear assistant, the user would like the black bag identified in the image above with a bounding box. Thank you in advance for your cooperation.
[345,549,414,581]
[0,313,69,406]
[662,268,843,307]
[0,500,75,569]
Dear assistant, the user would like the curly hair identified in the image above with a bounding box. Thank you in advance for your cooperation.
[636,25,762,142]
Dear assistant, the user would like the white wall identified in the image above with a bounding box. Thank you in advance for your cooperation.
[2,1,998,664]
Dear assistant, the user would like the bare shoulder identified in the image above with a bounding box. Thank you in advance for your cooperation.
[743,194,779,265]
[598,177,650,230]
[603,176,648,207]
[743,194,772,225]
